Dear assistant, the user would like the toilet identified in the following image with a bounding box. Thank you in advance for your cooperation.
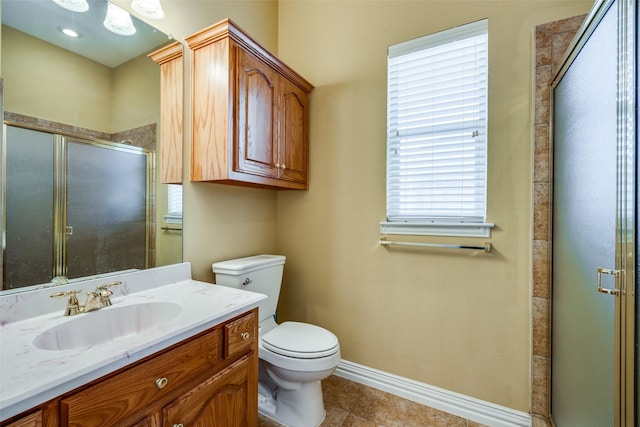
[212,254,341,427]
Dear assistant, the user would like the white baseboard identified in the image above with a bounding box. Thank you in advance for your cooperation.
[334,360,531,427]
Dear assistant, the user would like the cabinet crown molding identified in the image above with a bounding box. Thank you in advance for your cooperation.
[185,18,314,93]
[149,40,184,64]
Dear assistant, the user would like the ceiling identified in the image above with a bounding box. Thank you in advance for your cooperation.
[2,0,171,68]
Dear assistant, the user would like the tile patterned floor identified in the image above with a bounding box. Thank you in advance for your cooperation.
[258,375,489,427]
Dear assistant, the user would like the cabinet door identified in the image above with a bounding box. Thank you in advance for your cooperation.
[235,49,279,180]
[4,411,42,427]
[150,41,184,185]
[162,354,257,427]
[278,78,309,185]
[158,53,183,184]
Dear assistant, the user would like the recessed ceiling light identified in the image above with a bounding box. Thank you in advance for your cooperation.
[59,27,79,38]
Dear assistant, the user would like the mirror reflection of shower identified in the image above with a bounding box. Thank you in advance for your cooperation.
[3,124,154,290]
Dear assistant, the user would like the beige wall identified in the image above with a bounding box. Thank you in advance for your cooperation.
[2,26,113,132]
[2,26,159,134]
[274,0,593,412]
[112,54,160,133]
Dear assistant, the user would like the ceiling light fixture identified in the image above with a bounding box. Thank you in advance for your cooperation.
[103,2,136,36]
[131,0,164,19]
[51,0,89,13]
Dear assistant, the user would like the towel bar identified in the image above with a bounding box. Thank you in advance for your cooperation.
[379,238,491,253]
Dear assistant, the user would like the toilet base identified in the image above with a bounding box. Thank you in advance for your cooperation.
[257,378,326,427]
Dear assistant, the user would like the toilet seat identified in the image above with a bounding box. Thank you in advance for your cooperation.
[262,321,339,359]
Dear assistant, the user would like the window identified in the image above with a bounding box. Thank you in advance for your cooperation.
[383,19,493,237]
[165,184,183,224]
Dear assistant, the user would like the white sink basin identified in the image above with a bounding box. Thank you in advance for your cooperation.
[33,302,183,351]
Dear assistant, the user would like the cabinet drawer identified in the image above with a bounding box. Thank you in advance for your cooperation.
[224,311,256,359]
[61,328,221,427]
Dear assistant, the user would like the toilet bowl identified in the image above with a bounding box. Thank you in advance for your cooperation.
[212,255,341,427]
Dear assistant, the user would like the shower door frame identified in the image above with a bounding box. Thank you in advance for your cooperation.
[549,0,636,425]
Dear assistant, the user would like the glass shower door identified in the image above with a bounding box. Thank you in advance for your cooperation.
[4,126,56,289]
[65,140,148,279]
[552,0,635,425]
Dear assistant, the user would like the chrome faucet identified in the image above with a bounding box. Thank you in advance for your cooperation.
[50,281,122,316]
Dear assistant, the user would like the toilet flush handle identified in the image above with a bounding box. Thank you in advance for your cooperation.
[242,278,252,286]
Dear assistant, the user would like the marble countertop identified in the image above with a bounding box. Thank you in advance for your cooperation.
[0,263,266,421]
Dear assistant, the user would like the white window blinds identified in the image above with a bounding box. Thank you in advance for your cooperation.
[166,184,183,223]
[386,19,488,225]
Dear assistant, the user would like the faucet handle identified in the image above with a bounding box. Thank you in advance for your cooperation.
[50,290,80,298]
[96,281,122,291]
[50,290,82,316]
[95,281,122,307]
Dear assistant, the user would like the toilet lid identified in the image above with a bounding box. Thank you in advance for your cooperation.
[262,321,339,359]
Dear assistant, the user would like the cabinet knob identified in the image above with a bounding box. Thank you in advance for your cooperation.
[156,377,169,389]
[241,332,250,340]
[275,162,280,168]
[281,164,286,170]
[173,424,184,427]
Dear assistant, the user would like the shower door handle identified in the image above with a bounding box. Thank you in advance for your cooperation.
[596,267,622,296]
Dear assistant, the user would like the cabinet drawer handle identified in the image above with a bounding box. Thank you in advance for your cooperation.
[156,377,169,389]
[173,424,184,427]
[241,332,250,340]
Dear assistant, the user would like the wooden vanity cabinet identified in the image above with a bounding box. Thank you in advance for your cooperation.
[1,309,258,427]
[186,19,313,190]
[149,41,184,185]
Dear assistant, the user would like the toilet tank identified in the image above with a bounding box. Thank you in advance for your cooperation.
[212,255,285,323]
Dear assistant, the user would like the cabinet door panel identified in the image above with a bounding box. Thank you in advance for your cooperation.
[162,354,256,427]
[236,50,278,179]
[279,79,308,185]
[4,411,42,427]
[158,53,183,184]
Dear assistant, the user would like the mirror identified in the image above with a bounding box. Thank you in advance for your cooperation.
[1,0,182,293]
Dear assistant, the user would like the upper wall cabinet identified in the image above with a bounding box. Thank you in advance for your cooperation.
[150,41,184,185]
[186,19,313,190]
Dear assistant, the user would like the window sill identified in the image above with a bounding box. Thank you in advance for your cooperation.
[164,215,183,225]
[379,221,494,238]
